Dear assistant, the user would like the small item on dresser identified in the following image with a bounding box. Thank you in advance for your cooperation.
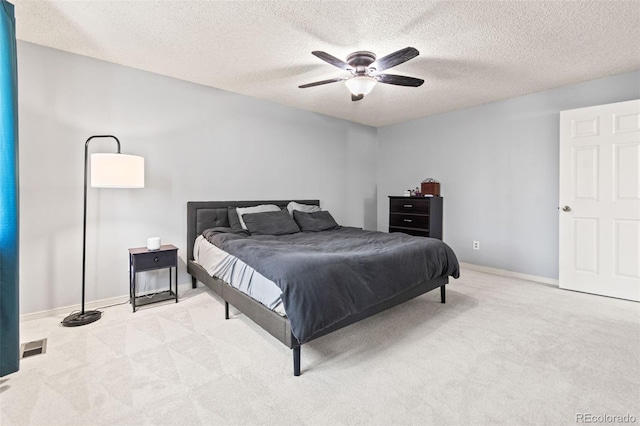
[414,187,421,197]
[147,237,161,251]
[404,189,411,196]
[421,178,440,196]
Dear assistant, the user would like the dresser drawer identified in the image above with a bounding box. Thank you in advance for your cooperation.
[133,250,177,272]
[389,227,431,238]
[389,198,430,214]
[389,213,430,229]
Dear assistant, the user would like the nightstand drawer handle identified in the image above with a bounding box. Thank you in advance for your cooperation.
[403,204,412,208]
[154,257,159,262]
[403,219,413,223]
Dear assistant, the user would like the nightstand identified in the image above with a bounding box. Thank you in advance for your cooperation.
[128,244,178,312]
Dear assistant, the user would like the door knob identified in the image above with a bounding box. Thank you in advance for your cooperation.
[562,206,571,212]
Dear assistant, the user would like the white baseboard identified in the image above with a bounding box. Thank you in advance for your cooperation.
[460,262,559,286]
[20,282,194,323]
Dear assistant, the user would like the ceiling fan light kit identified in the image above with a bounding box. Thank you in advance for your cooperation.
[299,47,424,102]
[345,76,377,96]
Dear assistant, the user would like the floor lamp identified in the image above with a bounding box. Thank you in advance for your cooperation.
[61,135,144,327]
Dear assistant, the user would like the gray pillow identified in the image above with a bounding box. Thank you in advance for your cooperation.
[243,210,301,236]
[293,210,340,232]
[236,204,280,229]
[227,208,243,232]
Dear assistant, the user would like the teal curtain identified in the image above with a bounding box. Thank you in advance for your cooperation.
[0,0,19,377]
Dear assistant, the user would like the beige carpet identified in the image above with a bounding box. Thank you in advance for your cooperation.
[2,268,638,425]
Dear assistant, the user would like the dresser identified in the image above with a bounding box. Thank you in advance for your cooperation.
[388,196,443,239]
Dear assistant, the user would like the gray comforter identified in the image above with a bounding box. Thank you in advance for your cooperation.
[203,227,459,344]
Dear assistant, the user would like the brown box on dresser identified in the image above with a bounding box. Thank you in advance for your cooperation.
[388,196,443,239]
[420,182,440,196]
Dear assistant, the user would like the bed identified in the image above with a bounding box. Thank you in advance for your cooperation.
[187,200,459,376]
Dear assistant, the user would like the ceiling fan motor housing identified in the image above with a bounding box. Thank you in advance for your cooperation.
[347,51,377,74]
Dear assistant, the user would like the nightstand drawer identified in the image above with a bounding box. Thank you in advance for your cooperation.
[389,198,429,214]
[389,213,430,229]
[133,250,176,271]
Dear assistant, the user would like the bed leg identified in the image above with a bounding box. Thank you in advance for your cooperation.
[293,346,301,376]
[440,285,446,304]
[225,301,229,320]
[191,276,197,289]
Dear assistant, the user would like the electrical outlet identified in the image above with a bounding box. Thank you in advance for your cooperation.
[473,240,480,250]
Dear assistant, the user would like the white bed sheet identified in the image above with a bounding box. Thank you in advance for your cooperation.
[193,235,286,316]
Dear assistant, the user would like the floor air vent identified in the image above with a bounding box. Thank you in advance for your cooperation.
[20,338,47,359]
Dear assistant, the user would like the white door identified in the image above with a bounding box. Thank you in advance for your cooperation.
[559,99,640,301]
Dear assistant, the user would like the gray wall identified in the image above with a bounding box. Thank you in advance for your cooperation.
[377,71,640,279]
[18,41,377,315]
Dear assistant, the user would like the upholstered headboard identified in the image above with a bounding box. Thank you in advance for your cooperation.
[186,200,320,261]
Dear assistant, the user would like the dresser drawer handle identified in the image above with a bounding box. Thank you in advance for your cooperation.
[403,204,412,208]
[403,219,413,223]
[154,257,159,262]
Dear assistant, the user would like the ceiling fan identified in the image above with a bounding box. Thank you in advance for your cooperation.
[299,47,424,101]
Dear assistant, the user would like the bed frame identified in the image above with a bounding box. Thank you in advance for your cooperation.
[187,200,448,376]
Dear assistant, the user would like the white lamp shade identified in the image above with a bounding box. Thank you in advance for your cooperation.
[345,76,377,96]
[90,153,144,188]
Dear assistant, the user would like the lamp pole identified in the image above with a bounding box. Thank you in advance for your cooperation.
[62,135,121,327]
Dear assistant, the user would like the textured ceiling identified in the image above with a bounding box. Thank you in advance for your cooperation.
[13,0,640,127]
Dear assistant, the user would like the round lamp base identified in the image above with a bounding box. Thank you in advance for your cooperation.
[61,310,102,327]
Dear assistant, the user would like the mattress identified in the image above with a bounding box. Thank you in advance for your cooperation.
[193,235,286,316]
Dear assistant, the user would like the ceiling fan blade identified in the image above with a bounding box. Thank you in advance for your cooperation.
[312,51,354,71]
[370,47,419,72]
[376,74,424,87]
[299,77,346,88]
[351,94,364,102]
